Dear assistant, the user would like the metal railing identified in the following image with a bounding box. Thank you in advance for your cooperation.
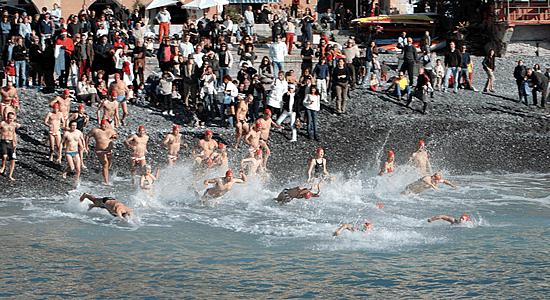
[495,1,550,24]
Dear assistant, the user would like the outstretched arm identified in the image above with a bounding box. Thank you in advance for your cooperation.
[333,224,354,236]
[428,215,456,224]
[443,180,457,189]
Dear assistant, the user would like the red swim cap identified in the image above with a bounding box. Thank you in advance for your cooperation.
[101,119,109,125]
[52,103,60,109]
[205,129,213,136]
[11,98,19,106]
[172,124,180,131]
[78,103,85,110]
[433,173,442,181]
[461,213,471,222]
[218,143,226,150]
[255,148,262,156]
[255,120,263,129]
[63,89,70,95]
[225,169,233,177]
[111,90,118,97]
[264,108,272,116]
[114,73,121,79]
[388,150,395,158]
[138,125,145,131]
[304,191,313,199]
[418,139,425,147]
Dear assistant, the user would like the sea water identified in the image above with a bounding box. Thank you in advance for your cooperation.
[1,164,549,298]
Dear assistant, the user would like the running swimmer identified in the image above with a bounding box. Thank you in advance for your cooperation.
[0,80,18,118]
[193,129,218,167]
[68,103,89,169]
[97,91,121,128]
[79,193,133,219]
[410,139,432,176]
[333,221,373,236]
[201,169,247,203]
[428,213,471,225]
[124,125,149,183]
[307,147,331,183]
[85,119,117,185]
[61,120,85,184]
[2,98,18,121]
[240,148,265,177]
[44,103,65,163]
[163,124,183,166]
[211,143,229,169]
[0,112,18,180]
[254,109,282,168]
[110,73,130,125]
[379,150,395,176]
[402,172,457,195]
[274,183,320,204]
[234,94,251,148]
[49,89,71,125]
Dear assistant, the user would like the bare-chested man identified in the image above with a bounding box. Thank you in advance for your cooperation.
[49,89,72,125]
[163,124,182,165]
[193,129,218,167]
[44,103,65,163]
[0,112,18,180]
[274,183,320,204]
[124,125,149,182]
[68,104,90,168]
[254,109,282,168]
[202,169,247,203]
[245,120,263,156]
[97,91,121,128]
[62,120,85,184]
[79,193,133,219]
[410,139,432,176]
[0,80,18,118]
[211,142,228,169]
[428,213,471,225]
[234,94,252,148]
[402,172,457,195]
[240,148,265,177]
[3,98,19,121]
[110,73,129,125]
[86,119,118,184]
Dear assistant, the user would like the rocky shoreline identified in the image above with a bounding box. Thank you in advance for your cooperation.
[1,54,549,198]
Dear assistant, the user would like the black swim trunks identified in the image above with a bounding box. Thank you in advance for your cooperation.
[0,140,15,161]
[99,197,116,206]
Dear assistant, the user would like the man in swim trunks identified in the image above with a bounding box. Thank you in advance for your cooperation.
[86,119,118,185]
[234,94,251,149]
[428,213,471,224]
[307,147,330,183]
[68,104,90,168]
[240,148,265,177]
[0,80,18,118]
[62,120,85,183]
[97,91,120,128]
[379,150,395,176]
[333,221,373,236]
[163,124,182,166]
[3,98,19,121]
[124,124,149,182]
[44,103,65,163]
[274,183,320,204]
[0,112,18,180]
[193,129,218,167]
[244,120,263,157]
[254,109,282,168]
[79,192,133,219]
[110,73,129,125]
[211,142,229,169]
[202,169,247,203]
[49,89,72,125]
[410,139,432,176]
[402,172,457,195]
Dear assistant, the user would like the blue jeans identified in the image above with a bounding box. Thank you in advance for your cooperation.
[218,67,229,87]
[273,61,284,76]
[517,81,529,103]
[396,85,411,98]
[444,67,459,92]
[306,109,318,139]
[15,60,27,87]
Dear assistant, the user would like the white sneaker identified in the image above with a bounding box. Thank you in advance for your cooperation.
[162,111,168,115]
[290,139,297,142]
[169,110,175,116]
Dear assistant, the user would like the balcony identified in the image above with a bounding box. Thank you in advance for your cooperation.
[495,0,550,25]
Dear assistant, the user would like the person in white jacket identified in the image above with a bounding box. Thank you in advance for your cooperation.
[303,86,321,141]
[267,71,287,118]
[269,35,288,76]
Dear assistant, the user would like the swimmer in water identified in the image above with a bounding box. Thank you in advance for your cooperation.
[428,213,471,224]
[275,183,320,204]
[379,150,395,176]
[140,165,160,194]
[79,193,133,219]
[409,139,432,176]
[333,221,373,236]
[201,169,247,203]
[402,172,457,195]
